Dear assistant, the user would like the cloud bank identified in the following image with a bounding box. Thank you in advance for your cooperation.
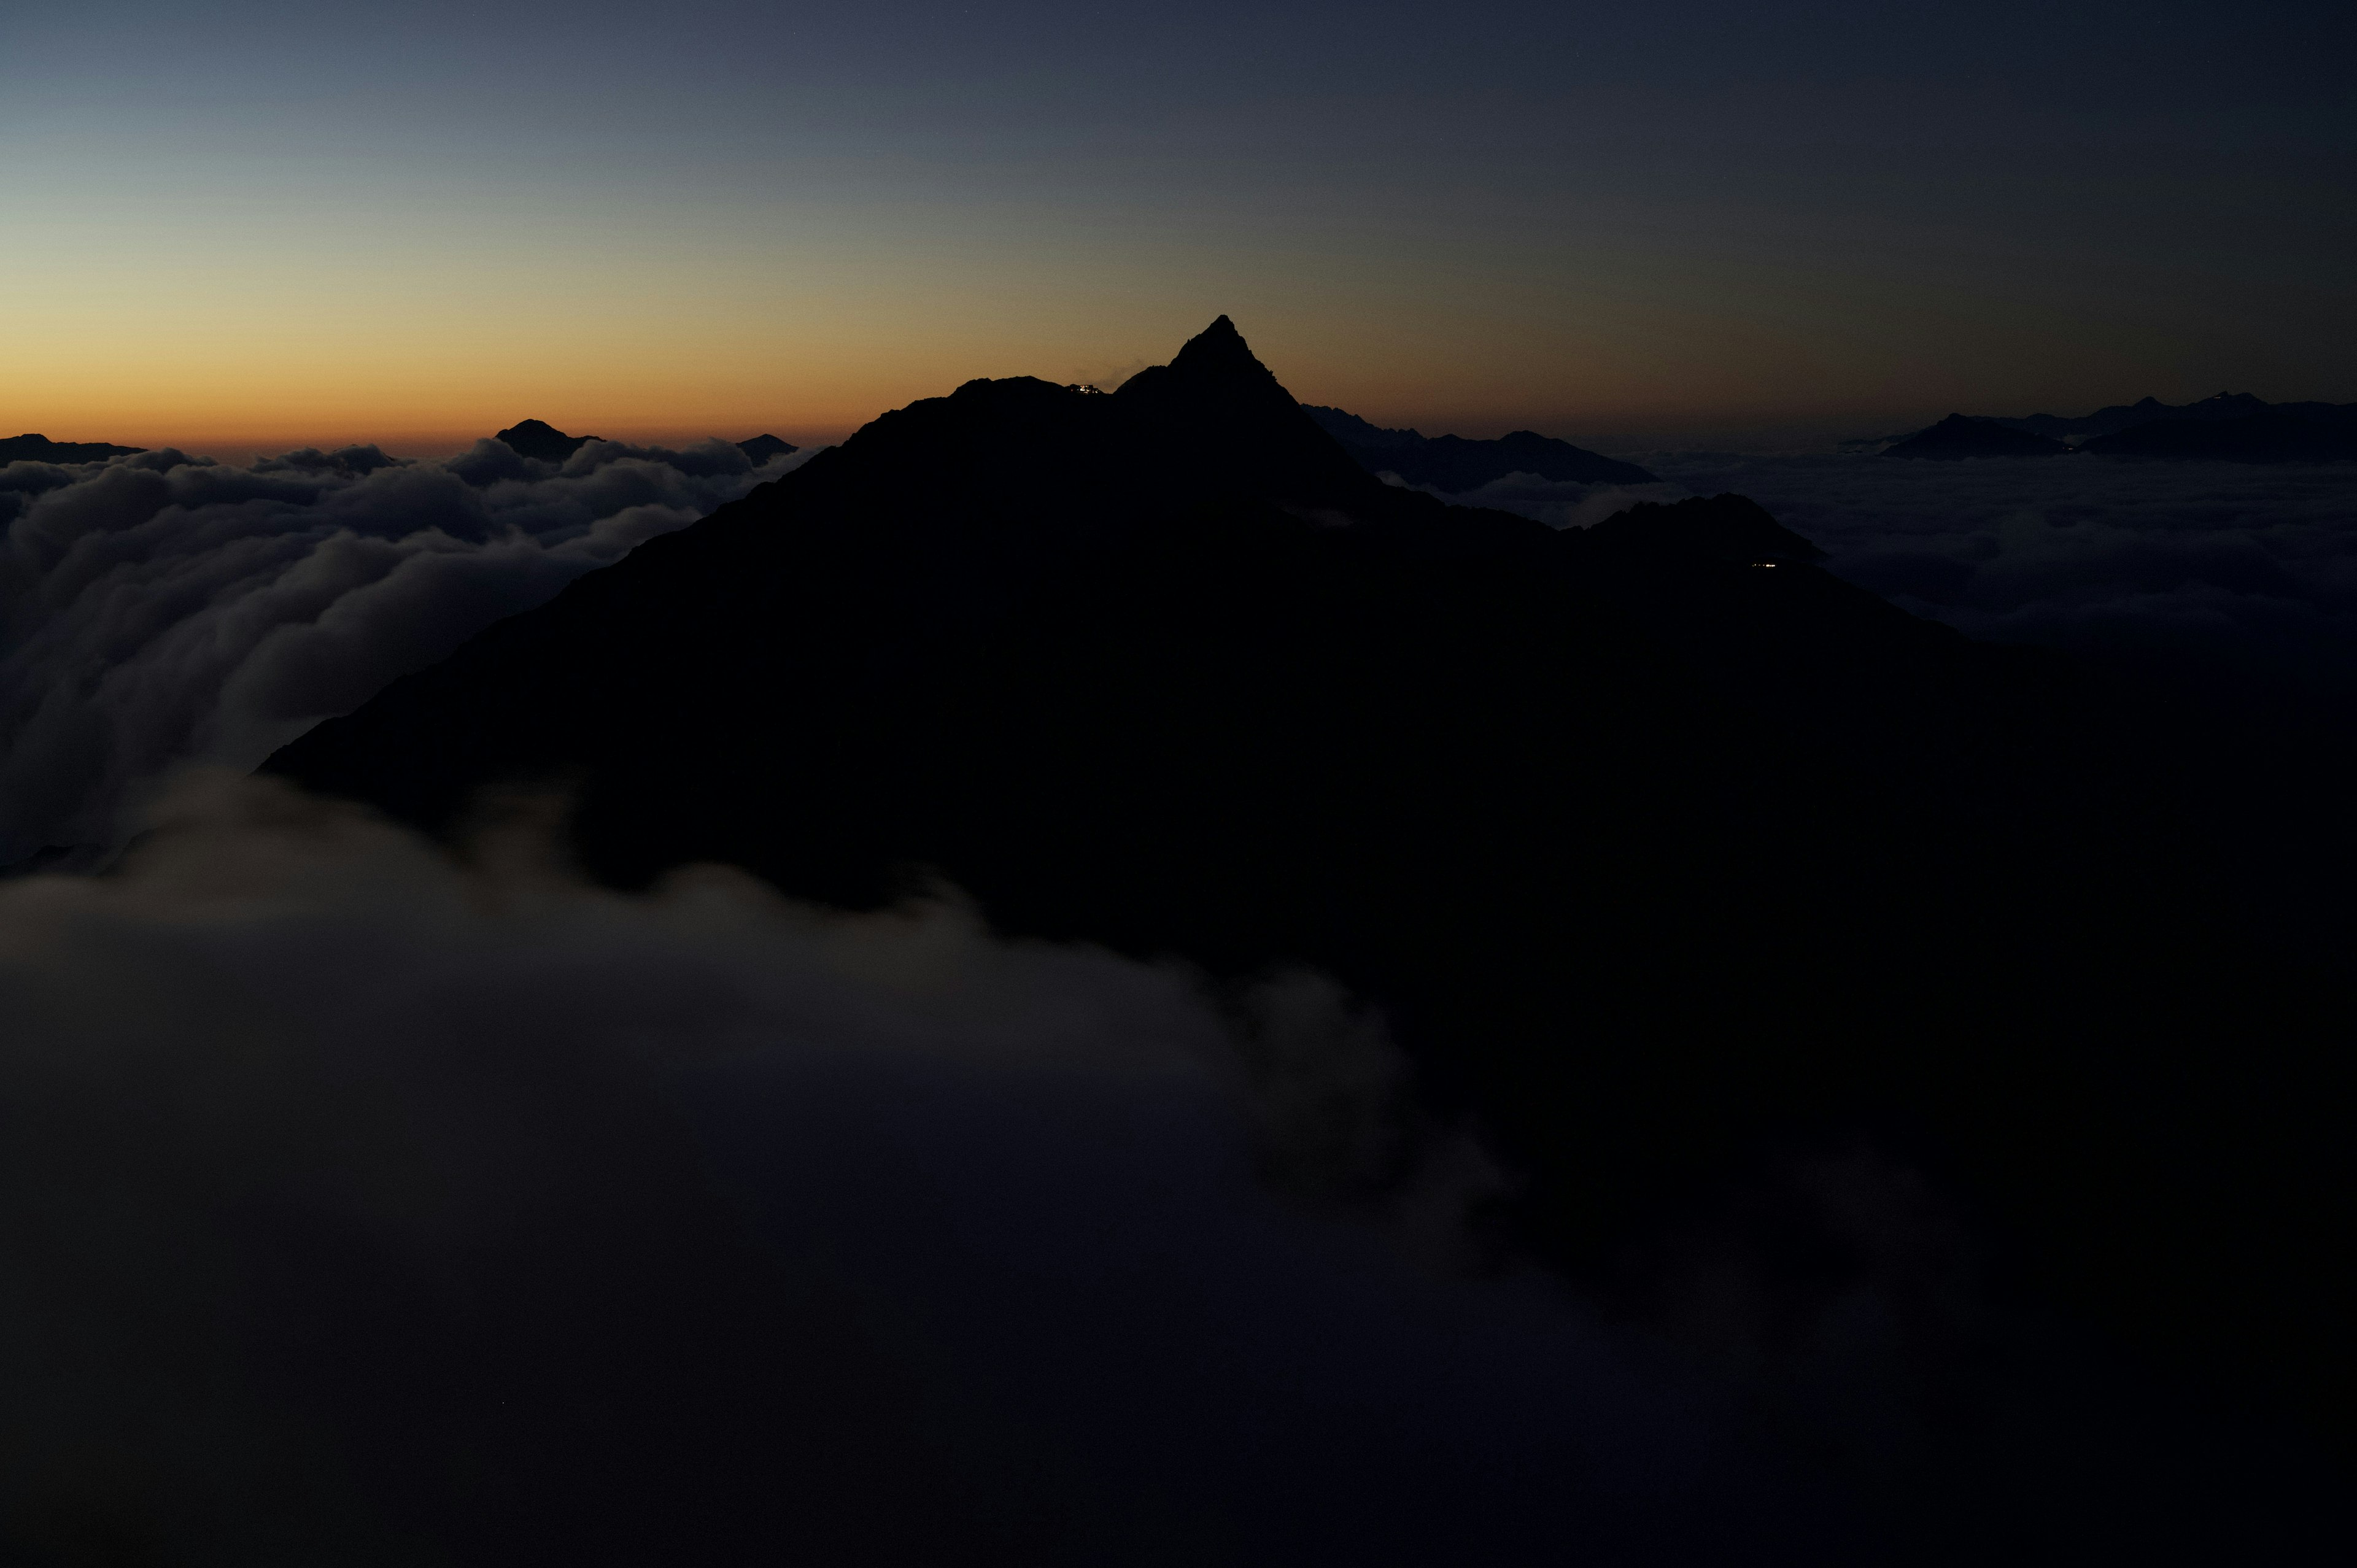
[1642,453,2357,694]
[1,774,2337,1566]
[4,423,2349,1559]
[0,773,1717,1565]
[17,428,2347,871]
[0,436,811,863]
[1407,453,2357,700]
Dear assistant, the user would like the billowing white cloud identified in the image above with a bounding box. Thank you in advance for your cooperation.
[0,771,1720,1564]
[0,438,813,863]
[1,773,2336,1563]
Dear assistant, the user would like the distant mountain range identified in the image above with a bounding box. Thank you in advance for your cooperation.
[0,433,145,463]
[495,418,797,466]
[1991,391,2340,440]
[1303,406,1657,489]
[270,315,2355,1459]
[2079,407,2357,461]
[1882,415,2072,460]
[734,433,797,463]
[1883,393,2357,462]
[2,426,799,471]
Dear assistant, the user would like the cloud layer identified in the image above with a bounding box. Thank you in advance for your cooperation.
[1640,452,2357,694]
[1410,454,2357,692]
[2,774,2340,1564]
[6,430,2351,1558]
[19,431,2347,870]
[0,436,810,863]
[0,773,1724,1564]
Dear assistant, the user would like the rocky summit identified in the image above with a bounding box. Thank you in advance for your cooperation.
[274,318,2357,1469]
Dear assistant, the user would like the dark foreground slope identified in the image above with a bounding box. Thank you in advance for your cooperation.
[1305,404,1658,487]
[274,320,2355,1455]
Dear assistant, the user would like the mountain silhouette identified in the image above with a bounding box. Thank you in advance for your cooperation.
[1305,404,1657,489]
[493,418,600,462]
[1584,495,1825,563]
[271,317,2355,1457]
[735,433,797,463]
[493,419,803,466]
[2082,406,2357,461]
[1994,391,2283,440]
[0,433,144,463]
[1883,414,2071,458]
[1956,391,2357,459]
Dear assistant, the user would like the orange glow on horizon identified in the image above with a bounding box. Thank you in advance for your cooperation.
[9,269,2334,462]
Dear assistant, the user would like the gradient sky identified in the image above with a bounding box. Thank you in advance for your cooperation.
[4,0,2352,453]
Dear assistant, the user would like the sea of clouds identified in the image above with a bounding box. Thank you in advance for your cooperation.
[1429,454,2357,697]
[0,436,811,865]
[17,433,2353,870]
[2,771,2326,1565]
[3,431,2351,1559]
[0,773,1742,1563]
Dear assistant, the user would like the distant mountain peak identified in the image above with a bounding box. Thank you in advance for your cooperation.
[495,419,599,463]
[0,432,146,465]
[1884,414,2069,460]
[1142,315,1288,398]
[1111,317,1375,506]
[1983,390,2350,444]
[1185,314,1244,353]
[735,434,797,464]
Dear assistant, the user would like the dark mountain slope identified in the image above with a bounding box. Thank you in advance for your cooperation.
[493,418,600,462]
[1884,414,2071,458]
[0,433,144,463]
[1305,404,1657,488]
[272,320,2355,1463]
[734,433,797,463]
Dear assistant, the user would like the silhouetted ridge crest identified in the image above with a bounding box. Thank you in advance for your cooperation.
[1118,315,1297,412]
[268,314,2357,1457]
[1304,406,1657,489]
[2081,407,2357,462]
[1884,414,2070,459]
[1113,317,1382,507]
[1,433,145,464]
[735,434,797,463]
[1937,390,2357,459]
[1994,390,2311,440]
[1164,313,1265,379]
[495,419,599,463]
